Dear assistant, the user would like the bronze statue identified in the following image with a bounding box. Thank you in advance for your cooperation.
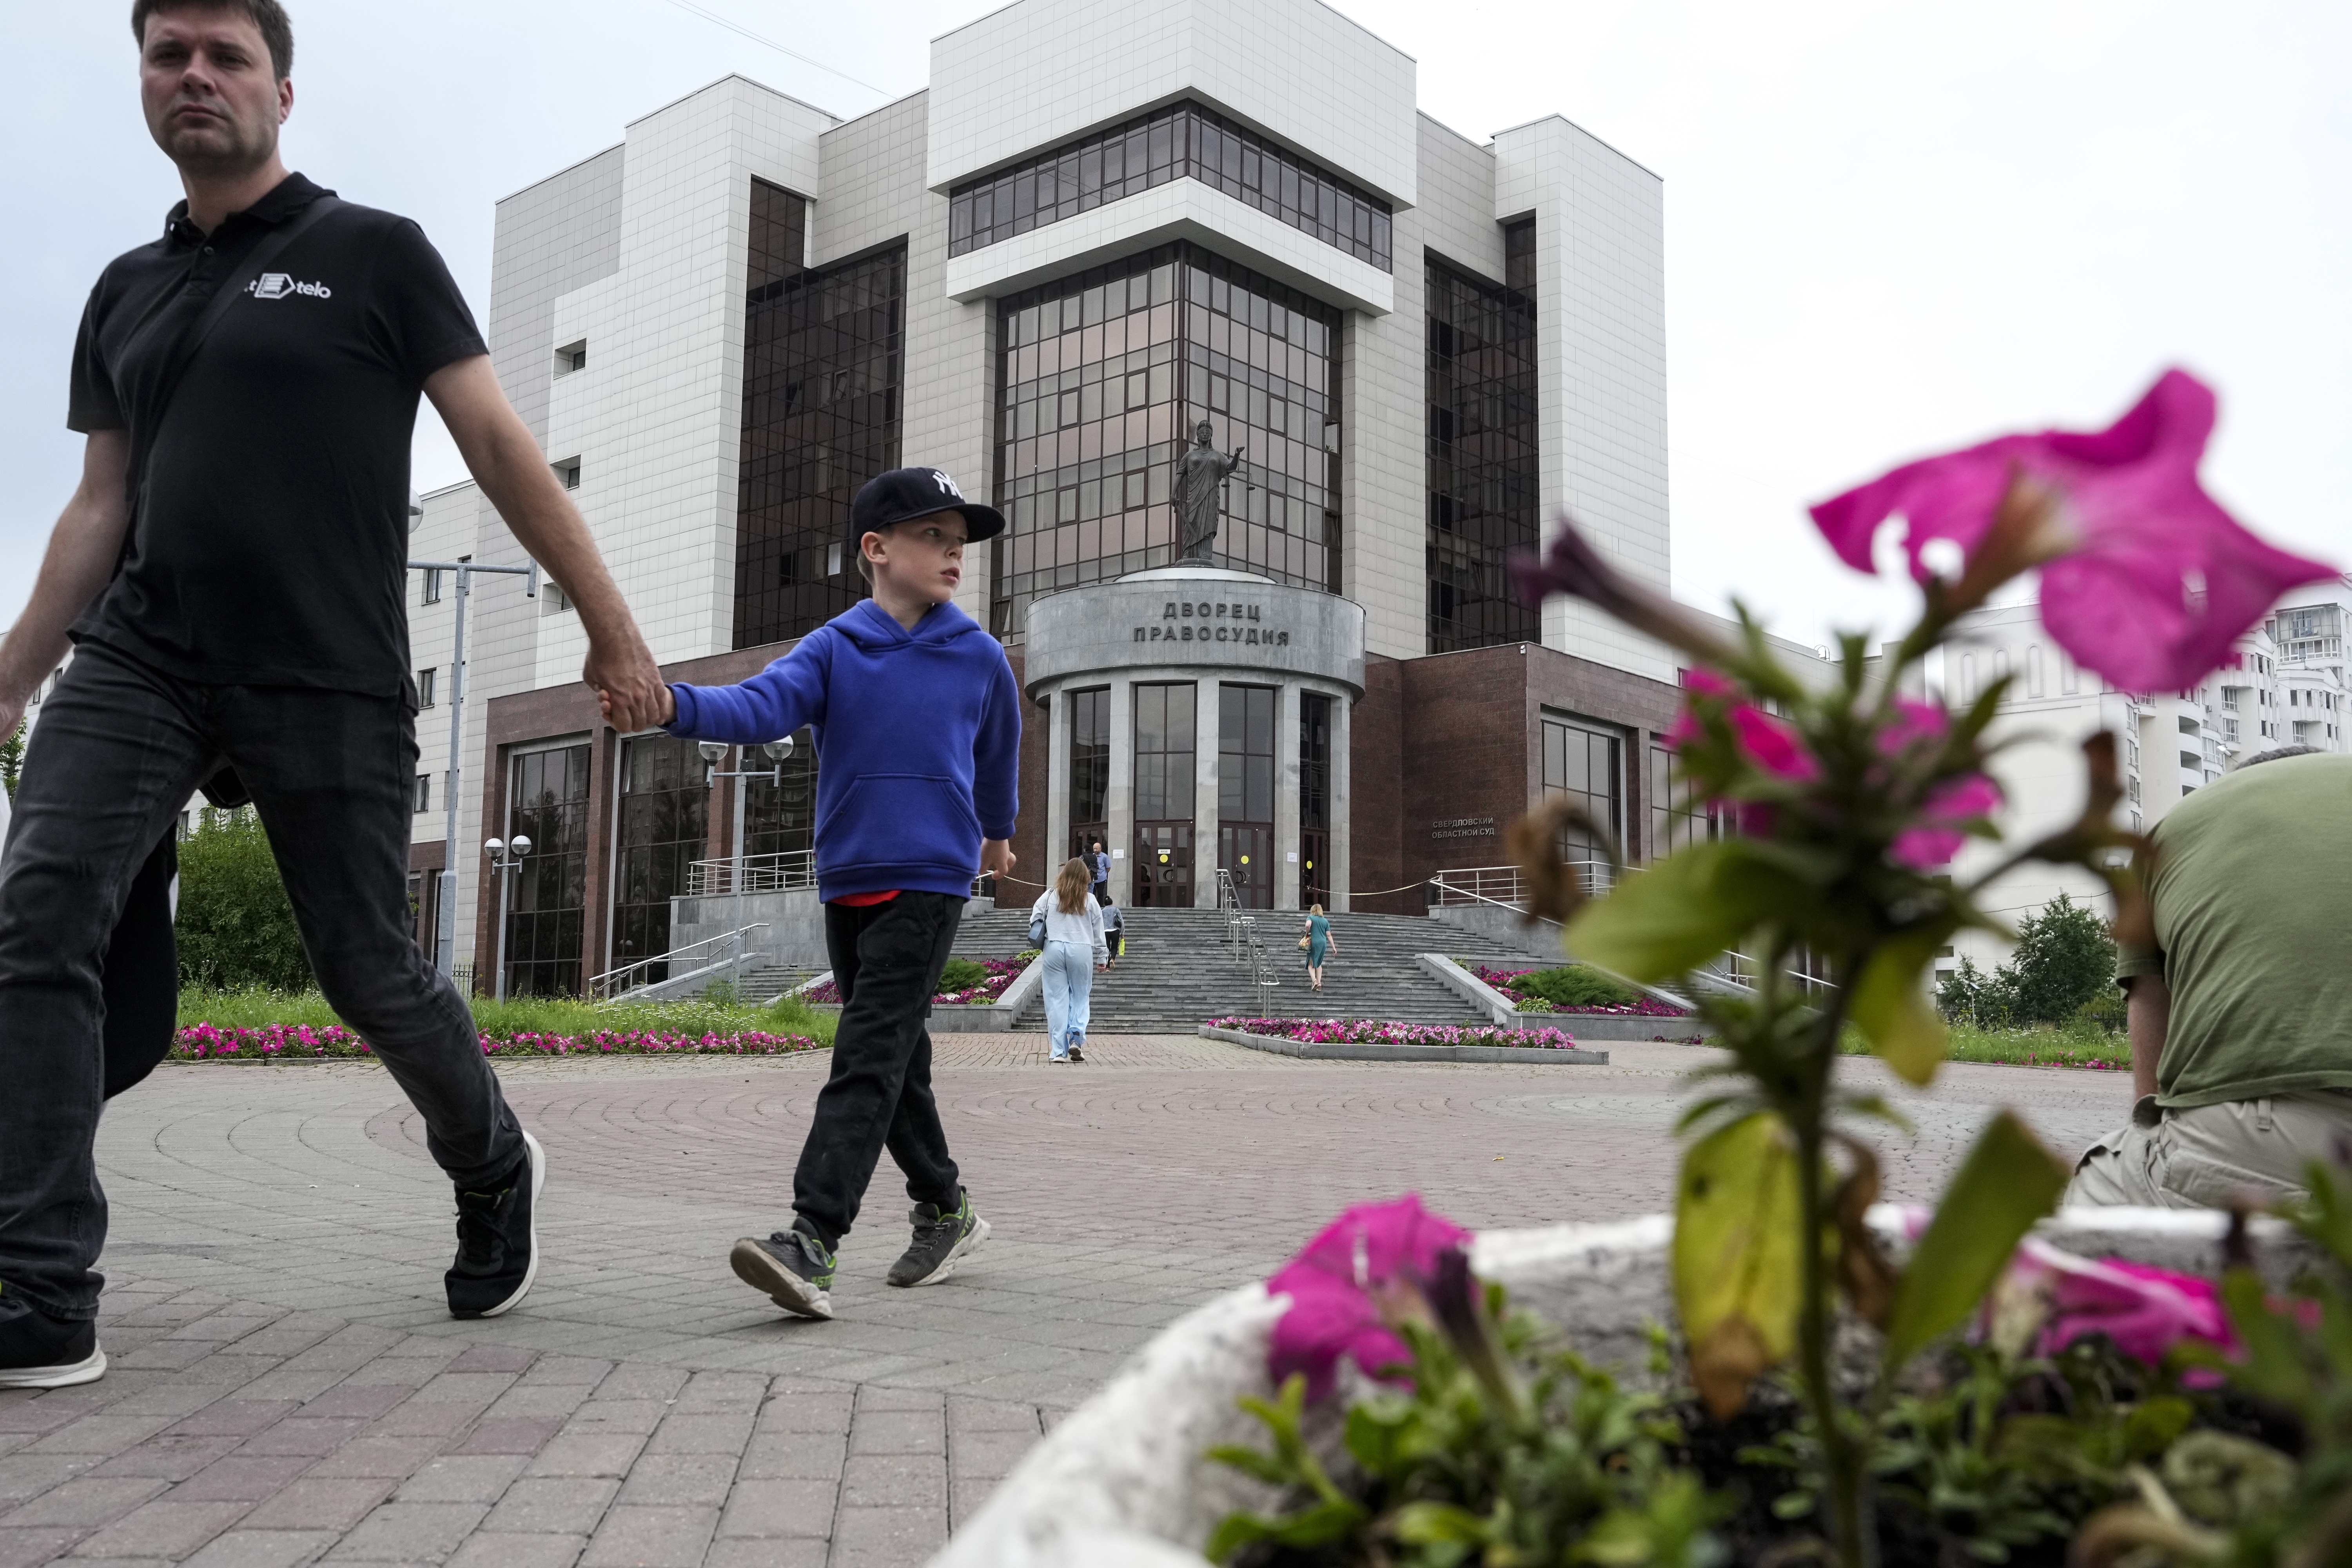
[1171,419,1244,564]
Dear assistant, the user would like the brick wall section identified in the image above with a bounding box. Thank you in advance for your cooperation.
[1348,654,1408,913]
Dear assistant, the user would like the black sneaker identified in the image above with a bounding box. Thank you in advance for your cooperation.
[0,1294,105,1390]
[446,1131,544,1319]
[730,1227,837,1320]
[887,1189,990,1289]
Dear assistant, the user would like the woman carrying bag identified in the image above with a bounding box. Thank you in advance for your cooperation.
[1029,858,1109,1063]
[1300,902,1335,993]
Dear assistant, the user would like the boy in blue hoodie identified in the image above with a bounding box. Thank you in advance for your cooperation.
[628,468,1019,1320]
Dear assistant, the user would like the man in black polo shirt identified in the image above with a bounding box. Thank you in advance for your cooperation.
[0,0,670,1388]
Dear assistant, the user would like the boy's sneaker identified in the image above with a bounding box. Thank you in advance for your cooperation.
[446,1130,545,1319]
[0,1295,105,1389]
[887,1189,990,1288]
[731,1227,837,1320]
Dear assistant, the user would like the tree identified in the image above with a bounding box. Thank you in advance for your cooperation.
[2007,891,2116,1024]
[0,720,22,801]
[176,809,314,991]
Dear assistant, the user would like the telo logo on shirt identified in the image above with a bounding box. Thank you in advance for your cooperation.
[250,272,332,301]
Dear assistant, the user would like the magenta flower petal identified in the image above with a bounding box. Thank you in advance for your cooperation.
[1810,370,2336,690]
[1265,1194,1471,1400]
[1728,707,1820,782]
[1877,697,1953,758]
[1888,771,2002,870]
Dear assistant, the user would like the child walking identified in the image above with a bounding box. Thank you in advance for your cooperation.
[1031,859,1108,1063]
[632,468,1019,1321]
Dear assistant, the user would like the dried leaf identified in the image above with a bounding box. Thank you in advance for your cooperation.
[1829,1134,1898,1331]
[1690,1314,1777,1423]
[1505,800,1590,925]
[1513,512,1744,666]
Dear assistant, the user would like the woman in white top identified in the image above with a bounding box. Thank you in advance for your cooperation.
[1030,857,1108,1063]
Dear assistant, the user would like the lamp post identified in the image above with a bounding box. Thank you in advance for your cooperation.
[409,556,539,984]
[700,740,794,990]
[483,834,532,1003]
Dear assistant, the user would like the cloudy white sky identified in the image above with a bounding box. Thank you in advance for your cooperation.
[7,0,2347,650]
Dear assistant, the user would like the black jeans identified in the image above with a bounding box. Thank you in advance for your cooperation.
[0,643,523,1320]
[793,891,965,1245]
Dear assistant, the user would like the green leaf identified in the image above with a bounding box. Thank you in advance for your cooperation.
[1883,1111,2068,1369]
[1265,1496,1370,1548]
[1202,1511,1279,1564]
[2121,1394,2195,1460]
[1566,840,1808,983]
[1849,924,1957,1086]
[1673,1112,1806,1417]
[1392,1501,1490,1546]
[1203,1444,1292,1486]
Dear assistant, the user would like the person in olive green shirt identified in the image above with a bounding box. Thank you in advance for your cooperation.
[2066,746,2352,1208]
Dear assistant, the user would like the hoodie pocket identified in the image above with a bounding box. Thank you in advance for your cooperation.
[819,774,982,863]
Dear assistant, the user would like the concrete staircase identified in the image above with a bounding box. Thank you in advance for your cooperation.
[947,905,1548,1033]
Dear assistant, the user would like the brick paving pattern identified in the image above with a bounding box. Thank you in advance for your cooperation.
[1,1034,2134,1566]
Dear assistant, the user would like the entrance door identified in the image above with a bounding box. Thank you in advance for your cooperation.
[1217,824,1272,909]
[1132,822,1192,907]
[1300,826,1330,909]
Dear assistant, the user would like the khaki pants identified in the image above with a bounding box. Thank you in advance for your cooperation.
[2065,1091,2352,1209]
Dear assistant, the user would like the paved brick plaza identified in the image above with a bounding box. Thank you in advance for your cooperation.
[0,1036,2132,1567]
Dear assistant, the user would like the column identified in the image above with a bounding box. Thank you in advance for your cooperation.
[1274,683,1301,909]
[1193,681,1219,908]
[1106,675,1134,905]
[1044,687,1070,887]
[1330,693,1353,912]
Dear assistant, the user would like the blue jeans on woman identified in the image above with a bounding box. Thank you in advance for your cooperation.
[1041,940,1094,1060]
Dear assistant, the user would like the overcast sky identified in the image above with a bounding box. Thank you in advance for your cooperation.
[7,0,2347,651]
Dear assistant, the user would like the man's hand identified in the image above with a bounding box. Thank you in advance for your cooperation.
[588,639,670,732]
[980,838,1016,878]
[598,678,674,732]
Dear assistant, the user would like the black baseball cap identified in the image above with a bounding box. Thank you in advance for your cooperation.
[848,467,1005,553]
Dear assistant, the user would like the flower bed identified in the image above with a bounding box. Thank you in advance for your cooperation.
[1470,963,1693,1017]
[802,954,1028,1007]
[170,1023,820,1060]
[1208,1017,1582,1050]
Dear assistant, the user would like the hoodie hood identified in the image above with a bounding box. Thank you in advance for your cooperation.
[834,597,988,653]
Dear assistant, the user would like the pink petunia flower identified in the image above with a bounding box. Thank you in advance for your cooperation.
[1878,697,1952,758]
[1266,1195,1473,1401]
[1808,369,2335,692]
[1729,707,1821,783]
[1889,772,2005,871]
[1989,1237,2235,1374]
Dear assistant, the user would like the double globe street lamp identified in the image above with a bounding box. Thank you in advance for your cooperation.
[483,834,532,1003]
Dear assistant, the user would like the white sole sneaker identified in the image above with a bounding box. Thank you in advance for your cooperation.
[475,1130,546,1319]
[730,1237,835,1320]
[0,1343,107,1390]
[907,1216,990,1288]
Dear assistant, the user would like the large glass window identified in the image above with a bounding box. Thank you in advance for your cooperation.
[1218,685,1277,909]
[735,177,906,648]
[611,737,709,978]
[742,726,817,868]
[1426,224,1539,653]
[992,243,1341,635]
[950,100,1392,272]
[1132,682,1196,908]
[1068,687,1110,858]
[1300,691,1332,909]
[505,743,592,997]
[1541,713,1622,890]
[1647,744,1723,863]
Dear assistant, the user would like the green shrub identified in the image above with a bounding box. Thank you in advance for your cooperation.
[176,811,313,991]
[2009,892,2116,1024]
[1512,964,1641,1009]
[0,720,22,800]
[176,983,839,1049]
[937,957,990,993]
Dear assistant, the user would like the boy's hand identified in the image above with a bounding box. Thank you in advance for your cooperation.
[980,838,1015,878]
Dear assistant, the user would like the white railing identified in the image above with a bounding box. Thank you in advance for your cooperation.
[589,923,769,1002]
[1428,862,1619,906]
[1214,869,1281,1013]
[686,851,816,898]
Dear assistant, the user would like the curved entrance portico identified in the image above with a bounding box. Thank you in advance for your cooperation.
[1023,567,1366,911]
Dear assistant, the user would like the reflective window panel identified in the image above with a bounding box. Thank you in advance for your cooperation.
[1300,691,1332,909]
[505,742,592,998]
[1217,684,1278,910]
[1426,223,1539,653]
[742,726,818,860]
[611,736,710,982]
[992,243,1341,636]
[949,100,1392,273]
[1068,686,1110,857]
[1542,713,1622,894]
[735,178,904,648]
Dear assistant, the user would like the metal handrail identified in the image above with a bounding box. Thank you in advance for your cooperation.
[686,851,815,898]
[588,923,769,1002]
[1428,862,1619,906]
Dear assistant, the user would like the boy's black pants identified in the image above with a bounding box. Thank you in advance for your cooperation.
[794,891,965,1245]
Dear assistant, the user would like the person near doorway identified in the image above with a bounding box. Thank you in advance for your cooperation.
[1087,836,1110,906]
[0,0,672,1390]
[650,466,1019,1321]
[1100,893,1125,970]
[1032,858,1109,1064]
[1302,902,1336,993]
[2065,747,2352,1209]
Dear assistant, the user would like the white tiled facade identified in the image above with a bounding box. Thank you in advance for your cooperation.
[412,0,1672,978]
